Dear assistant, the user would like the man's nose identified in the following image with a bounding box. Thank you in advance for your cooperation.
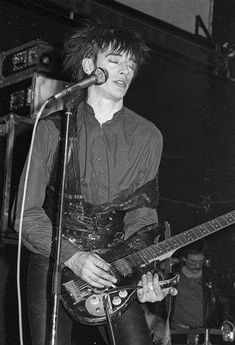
[119,62,129,74]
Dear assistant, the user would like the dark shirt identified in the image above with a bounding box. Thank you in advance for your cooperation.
[172,272,203,329]
[170,264,233,329]
[14,102,163,262]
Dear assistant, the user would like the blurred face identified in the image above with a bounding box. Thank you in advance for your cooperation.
[90,46,137,102]
[184,253,205,274]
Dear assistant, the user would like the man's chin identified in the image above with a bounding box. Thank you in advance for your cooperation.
[192,270,201,274]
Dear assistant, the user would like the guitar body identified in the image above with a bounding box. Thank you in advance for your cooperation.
[60,224,179,325]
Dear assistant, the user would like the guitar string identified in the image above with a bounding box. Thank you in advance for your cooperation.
[71,213,235,291]
[77,216,231,289]
[105,212,235,277]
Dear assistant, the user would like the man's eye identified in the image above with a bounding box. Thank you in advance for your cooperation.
[109,59,118,64]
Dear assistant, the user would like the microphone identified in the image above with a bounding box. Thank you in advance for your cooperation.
[49,67,108,101]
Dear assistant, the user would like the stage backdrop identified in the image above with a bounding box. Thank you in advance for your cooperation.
[115,0,214,36]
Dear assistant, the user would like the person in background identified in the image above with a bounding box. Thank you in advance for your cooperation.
[14,23,177,345]
[146,241,234,344]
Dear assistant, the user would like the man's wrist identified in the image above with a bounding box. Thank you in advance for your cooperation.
[64,250,84,269]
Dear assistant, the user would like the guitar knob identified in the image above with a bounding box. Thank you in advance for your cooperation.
[119,290,128,298]
[90,295,99,305]
[112,296,122,306]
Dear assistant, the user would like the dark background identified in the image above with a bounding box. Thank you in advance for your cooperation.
[1,0,235,344]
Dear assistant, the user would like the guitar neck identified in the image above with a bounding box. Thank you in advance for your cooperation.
[121,210,235,268]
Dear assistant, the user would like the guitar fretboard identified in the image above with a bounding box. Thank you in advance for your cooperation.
[112,210,235,275]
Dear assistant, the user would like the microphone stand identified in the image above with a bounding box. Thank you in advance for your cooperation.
[49,102,73,345]
[46,68,108,344]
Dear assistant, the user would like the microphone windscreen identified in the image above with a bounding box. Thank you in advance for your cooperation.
[94,67,109,85]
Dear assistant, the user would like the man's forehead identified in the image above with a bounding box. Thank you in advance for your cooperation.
[187,253,205,260]
[101,46,136,61]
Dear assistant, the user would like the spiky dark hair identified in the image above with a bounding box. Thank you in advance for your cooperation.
[63,23,150,81]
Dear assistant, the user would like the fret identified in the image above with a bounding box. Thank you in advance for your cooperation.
[126,255,138,267]
[126,251,148,268]
[158,242,174,254]
[128,253,144,268]
[146,247,160,257]
[157,242,170,254]
[168,237,182,248]
[111,210,235,272]
[150,247,165,257]
[205,222,216,233]
[137,251,150,265]
[165,235,184,248]
[224,213,235,224]
[198,225,210,235]
[177,232,193,245]
[163,240,178,251]
[210,219,223,229]
[147,239,179,258]
[113,258,133,277]
[141,249,154,261]
[173,235,185,246]
[187,229,200,240]
[181,232,195,241]
[217,217,230,227]
[111,261,123,277]
[164,239,175,252]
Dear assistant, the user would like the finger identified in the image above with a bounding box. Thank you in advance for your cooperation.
[141,273,147,287]
[89,264,117,284]
[138,273,157,302]
[136,287,145,302]
[152,273,161,290]
[152,273,165,297]
[161,286,178,297]
[86,255,117,284]
[83,275,105,288]
[169,287,178,296]
[87,273,114,288]
[93,254,111,271]
[146,272,154,291]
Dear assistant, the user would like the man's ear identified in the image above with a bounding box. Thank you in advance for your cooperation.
[82,58,95,75]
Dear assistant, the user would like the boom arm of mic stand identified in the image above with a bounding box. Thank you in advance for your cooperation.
[49,103,73,345]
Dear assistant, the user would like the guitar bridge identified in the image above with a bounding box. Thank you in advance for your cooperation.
[63,280,87,304]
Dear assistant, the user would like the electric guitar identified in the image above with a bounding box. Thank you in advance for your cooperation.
[60,210,235,325]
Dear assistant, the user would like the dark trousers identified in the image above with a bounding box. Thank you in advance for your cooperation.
[26,252,153,345]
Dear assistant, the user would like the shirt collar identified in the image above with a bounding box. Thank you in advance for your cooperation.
[82,101,124,123]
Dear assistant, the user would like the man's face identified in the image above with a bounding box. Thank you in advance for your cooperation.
[184,253,205,274]
[93,46,136,101]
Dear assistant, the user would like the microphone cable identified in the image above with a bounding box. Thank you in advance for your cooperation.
[16,99,51,345]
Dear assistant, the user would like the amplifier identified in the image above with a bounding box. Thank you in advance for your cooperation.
[0,39,65,87]
[0,114,33,242]
[0,72,68,119]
